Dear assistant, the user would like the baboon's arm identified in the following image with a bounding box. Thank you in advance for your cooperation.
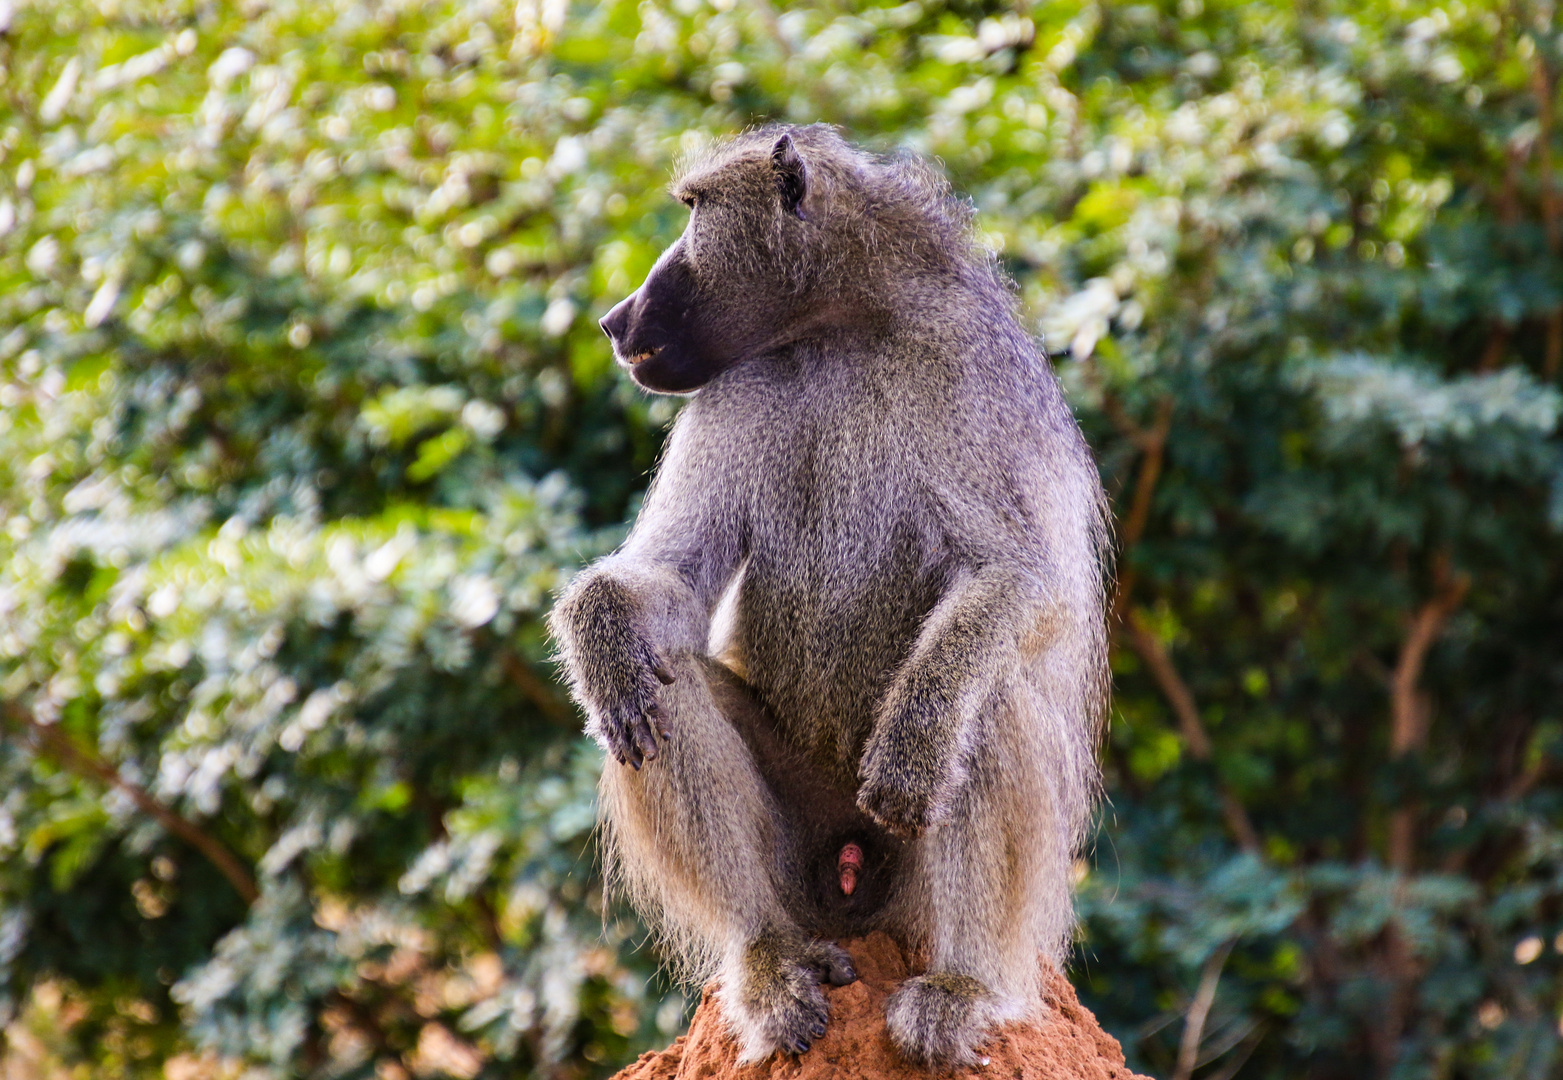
[550,423,746,766]
[855,563,1050,834]
[568,421,747,647]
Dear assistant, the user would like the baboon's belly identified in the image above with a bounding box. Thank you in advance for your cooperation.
[730,543,946,772]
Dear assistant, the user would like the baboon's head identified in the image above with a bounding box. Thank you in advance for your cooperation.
[599,127,830,394]
[599,124,978,394]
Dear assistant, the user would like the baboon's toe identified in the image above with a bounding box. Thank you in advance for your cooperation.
[884,972,1002,1067]
[804,939,858,986]
[723,933,834,1061]
[750,975,829,1058]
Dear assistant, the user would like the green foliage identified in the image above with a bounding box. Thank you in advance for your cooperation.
[1,0,1560,1077]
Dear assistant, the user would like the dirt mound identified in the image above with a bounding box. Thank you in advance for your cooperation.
[611,934,1149,1080]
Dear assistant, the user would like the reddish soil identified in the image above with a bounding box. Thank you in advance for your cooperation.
[610,933,1150,1080]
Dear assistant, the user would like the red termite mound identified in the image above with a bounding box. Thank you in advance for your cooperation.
[610,933,1150,1080]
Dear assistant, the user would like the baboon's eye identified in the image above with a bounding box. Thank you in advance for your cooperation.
[680,193,698,209]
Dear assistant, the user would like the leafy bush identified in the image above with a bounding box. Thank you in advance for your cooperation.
[1,1,1560,1077]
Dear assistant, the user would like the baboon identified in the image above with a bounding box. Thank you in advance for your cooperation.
[550,125,1109,1067]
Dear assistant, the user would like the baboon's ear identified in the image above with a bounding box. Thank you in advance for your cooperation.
[771,134,808,220]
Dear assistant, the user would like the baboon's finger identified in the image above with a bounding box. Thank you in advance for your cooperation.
[644,702,673,740]
[620,719,643,769]
[602,725,630,767]
[632,718,659,762]
[653,663,676,685]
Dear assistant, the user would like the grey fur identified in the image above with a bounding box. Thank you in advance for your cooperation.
[550,124,1110,1067]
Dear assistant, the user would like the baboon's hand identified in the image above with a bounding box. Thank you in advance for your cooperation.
[855,746,958,838]
[856,672,962,831]
[582,645,676,770]
[854,769,951,837]
[554,574,677,769]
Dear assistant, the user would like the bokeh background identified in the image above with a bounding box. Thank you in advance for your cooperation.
[2,1,1563,1077]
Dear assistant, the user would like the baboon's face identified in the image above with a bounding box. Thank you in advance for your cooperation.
[599,135,811,394]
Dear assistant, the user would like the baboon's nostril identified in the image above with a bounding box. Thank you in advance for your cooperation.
[600,294,634,343]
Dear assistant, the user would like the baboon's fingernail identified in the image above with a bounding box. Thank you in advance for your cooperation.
[660,728,673,739]
[810,1022,826,1038]
[654,665,676,684]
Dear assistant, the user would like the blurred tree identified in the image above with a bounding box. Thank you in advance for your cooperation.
[0,1,1559,1078]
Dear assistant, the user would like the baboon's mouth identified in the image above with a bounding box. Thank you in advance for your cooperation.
[624,346,662,365]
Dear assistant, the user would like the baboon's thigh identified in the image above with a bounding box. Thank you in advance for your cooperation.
[597,654,788,941]
[893,734,1069,997]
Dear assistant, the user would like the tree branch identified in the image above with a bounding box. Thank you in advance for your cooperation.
[1106,395,1174,626]
[1204,1025,1265,1080]
[1172,940,1234,1080]
[3,702,259,905]
[1532,50,1563,378]
[1387,559,1470,873]
[1389,572,1470,757]
[1123,611,1210,758]
[1123,610,1261,854]
[1105,398,1264,853]
[500,649,574,726]
[1373,560,1469,1071]
[1534,52,1560,251]
[1476,323,1511,373]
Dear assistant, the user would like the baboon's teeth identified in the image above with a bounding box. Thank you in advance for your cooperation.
[625,347,661,365]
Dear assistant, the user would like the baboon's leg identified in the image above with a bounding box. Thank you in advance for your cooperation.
[883,706,1073,1068]
[598,654,854,1062]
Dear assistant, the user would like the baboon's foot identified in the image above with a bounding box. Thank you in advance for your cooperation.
[720,932,857,1062]
[802,937,858,987]
[884,971,1006,1068]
